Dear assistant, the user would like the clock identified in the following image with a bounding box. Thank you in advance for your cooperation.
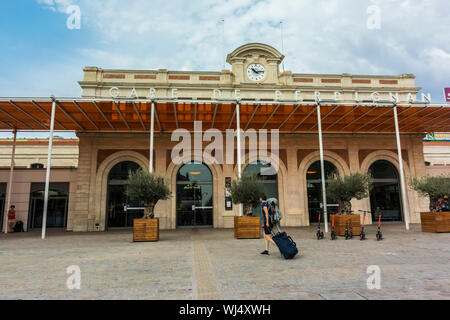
[246,63,266,81]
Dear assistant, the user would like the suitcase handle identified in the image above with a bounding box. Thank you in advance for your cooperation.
[287,236,296,246]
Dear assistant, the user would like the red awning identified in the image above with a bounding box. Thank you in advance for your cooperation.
[0,98,449,133]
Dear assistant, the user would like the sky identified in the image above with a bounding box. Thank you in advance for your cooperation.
[0,0,449,139]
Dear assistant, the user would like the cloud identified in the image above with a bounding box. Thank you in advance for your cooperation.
[37,0,74,13]
[24,0,450,102]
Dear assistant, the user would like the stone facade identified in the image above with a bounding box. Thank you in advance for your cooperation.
[2,43,436,232]
[0,139,78,232]
[424,142,450,176]
[0,139,78,168]
[70,43,431,232]
[79,43,420,103]
[68,131,429,231]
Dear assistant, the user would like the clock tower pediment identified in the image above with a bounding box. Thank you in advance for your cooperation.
[226,43,284,85]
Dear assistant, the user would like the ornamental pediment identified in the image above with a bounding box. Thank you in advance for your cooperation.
[226,43,284,64]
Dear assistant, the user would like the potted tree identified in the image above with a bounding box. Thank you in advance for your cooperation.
[327,172,372,236]
[410,174,450,233]
[230,174,264,239]
[126,169,171,242]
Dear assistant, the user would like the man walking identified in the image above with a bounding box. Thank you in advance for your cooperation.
[260,194,277,255]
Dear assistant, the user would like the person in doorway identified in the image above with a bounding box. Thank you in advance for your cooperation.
[7,205,16,233]
[260,194,277,255]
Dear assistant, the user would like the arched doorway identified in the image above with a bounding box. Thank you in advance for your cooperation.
[243,161,278,217]
[106,161,143,228]
[369,160,402,222]
[176,162,213,227]
[306,160,339,223]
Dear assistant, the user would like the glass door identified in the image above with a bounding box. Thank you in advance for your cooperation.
[106,161,144,228]
[0,197,4,232]
[306,161,339,223]
[176,162,213,227]
[106,184,144,228]
[0,183,6,232]
[30,197,68,229]
[176,182,213,227]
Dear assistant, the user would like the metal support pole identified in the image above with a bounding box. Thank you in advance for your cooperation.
[149,101,155,173]
[280,21,285,73]
[3,129,17,234]
[236,102,243,216]
[41,97,56,240]
[317,103,329,233]
[393,105,410,230]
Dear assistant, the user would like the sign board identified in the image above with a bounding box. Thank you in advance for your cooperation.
[444,88,450,102]
[424,132,450,141]
[225,177,233,211]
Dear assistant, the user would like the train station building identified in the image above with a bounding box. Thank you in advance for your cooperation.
[1,43,449,233]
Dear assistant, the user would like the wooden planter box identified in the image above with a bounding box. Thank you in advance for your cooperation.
[133,218,159,242]
[331,214,361,236]
[420,212,450,233]
[234,216,261,239]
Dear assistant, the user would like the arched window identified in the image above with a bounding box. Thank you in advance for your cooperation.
[106,161,143,228]
[306,160,338,223]
[243,161,278,217]
[369,160,402,222]
[176,162,213,227]
[30,163,44,169]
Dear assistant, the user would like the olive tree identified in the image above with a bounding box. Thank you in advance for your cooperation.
[230,174,264,216]
[326,172,372,213]
[410,174,450,212]
[126,169,171,219]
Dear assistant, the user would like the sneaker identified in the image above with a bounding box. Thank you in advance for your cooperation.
[260,250,269,255]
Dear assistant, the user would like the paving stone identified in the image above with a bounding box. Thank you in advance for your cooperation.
[0,224,449,300]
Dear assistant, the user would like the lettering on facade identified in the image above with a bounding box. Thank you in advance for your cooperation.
[107,87,432,103]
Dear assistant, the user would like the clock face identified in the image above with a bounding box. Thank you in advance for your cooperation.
[247,63,266,81]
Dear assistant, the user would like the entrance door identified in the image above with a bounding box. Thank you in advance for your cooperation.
[106,161,144,228]
[30,197,68,229]
[243,161,278,217]
[306,161,339,223]
[369,160,402,222]
[0,183,5,231]
[176,162,213,227]
[28,183,69,229]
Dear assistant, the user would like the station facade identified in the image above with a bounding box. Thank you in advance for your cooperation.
[70,43,429,232]
[3,43,447,233]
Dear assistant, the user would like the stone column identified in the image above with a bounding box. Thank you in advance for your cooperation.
[348,141,370,224]
[154,137,170,229]
[72,135,94,232]
[284,143,304,226]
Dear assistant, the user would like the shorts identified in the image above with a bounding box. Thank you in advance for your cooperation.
[263,223,273,235]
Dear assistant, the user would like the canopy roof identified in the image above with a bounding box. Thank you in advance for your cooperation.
[0,98,449,133]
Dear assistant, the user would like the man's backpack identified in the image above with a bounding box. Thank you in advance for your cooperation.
[268,198,282,223]
[14,221,24,233]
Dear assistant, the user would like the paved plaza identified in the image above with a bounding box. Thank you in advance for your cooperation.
[0,223,449,300]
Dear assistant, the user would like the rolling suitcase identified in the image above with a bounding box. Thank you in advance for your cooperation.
[272,232,298,259]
